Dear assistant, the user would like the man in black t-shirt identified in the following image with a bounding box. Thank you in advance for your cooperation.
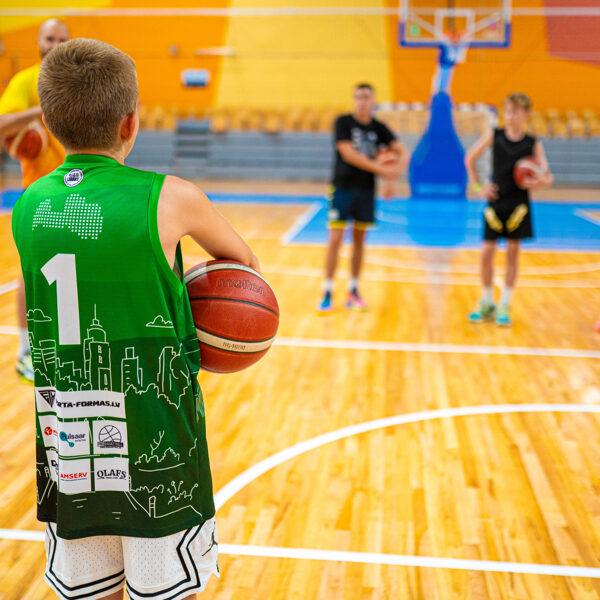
[318,83,409,313]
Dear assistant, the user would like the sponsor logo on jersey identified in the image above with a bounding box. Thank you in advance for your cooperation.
[59,431,86,448]
[217,278,266,296]
[56,400,122,409]
[39,389,56,408]
[60,471,88,480]
[96,468,127,480]
[64,169,84,187]
[97,425,124,449]
[44,426,57,436]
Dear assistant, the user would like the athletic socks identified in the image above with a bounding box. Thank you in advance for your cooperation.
[481,286,494,305]
[499,287,513,307]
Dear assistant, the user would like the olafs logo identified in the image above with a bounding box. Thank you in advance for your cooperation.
[96,468,127,480]
[64,168,84,187]
[39,389,56,408]
[60,471,87,480]
[97,425,123,449]
[59,431,86,448]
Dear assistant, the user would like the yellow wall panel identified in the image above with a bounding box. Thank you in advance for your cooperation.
[216,2,392,109]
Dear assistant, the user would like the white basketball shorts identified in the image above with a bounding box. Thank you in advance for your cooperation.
[44,518,219,600]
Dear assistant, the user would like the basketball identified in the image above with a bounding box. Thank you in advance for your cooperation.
[185,260,279,373]
[376,148,397,166]
[513,156,544,189]
[5,120,47,160]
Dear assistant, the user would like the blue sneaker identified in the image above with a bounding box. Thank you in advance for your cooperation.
[468,301,496,323]
[318,291,333,314]
[496,305,512,327]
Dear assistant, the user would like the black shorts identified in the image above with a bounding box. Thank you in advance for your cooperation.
[327,185,375,230]
[483,202,533,241]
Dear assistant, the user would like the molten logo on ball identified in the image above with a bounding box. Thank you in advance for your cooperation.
[217,278,266,296]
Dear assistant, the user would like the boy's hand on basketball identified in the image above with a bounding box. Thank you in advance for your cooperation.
[520,172,550,190]
[480,183,499,202]
[250,253,261,274]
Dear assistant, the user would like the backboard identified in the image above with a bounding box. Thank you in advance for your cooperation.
[399,0,511,48]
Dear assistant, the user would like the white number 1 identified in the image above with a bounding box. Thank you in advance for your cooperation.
[41,254,81,345]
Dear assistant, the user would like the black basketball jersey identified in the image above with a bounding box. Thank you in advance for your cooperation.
[492,128,536,205]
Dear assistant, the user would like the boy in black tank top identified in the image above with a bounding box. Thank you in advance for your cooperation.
[465,93,553,327]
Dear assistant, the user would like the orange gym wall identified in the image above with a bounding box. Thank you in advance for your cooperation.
[0,1,599,113]
[0,0,231,114]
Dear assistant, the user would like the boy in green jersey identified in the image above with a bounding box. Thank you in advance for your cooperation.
[12,38,259,600]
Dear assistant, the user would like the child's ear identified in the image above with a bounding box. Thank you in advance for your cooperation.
[121,112,137,142]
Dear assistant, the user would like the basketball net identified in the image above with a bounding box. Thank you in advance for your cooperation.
[433,30,472,94]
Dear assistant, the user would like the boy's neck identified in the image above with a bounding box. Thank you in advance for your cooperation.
[66,148,126,165]
[505,126,526,141]
[353,111,372,125]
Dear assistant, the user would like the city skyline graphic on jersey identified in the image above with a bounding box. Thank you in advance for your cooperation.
[34,305,205,522]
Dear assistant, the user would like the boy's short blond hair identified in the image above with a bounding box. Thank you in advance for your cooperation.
[39,38,138,150]
[505,92,531,111]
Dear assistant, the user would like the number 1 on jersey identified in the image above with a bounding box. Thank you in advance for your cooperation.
[41,253,81,345]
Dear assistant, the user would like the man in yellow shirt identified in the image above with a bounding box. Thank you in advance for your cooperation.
[0,18,69,381]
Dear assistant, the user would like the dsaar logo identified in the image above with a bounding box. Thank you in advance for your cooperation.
[59,431,86,448]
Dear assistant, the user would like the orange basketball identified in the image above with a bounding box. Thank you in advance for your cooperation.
[185,260,279,374]
[513,156,544,189]
[376,148,397,165]
[5,121,47,160]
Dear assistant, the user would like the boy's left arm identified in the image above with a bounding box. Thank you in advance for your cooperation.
[524,140,554,190]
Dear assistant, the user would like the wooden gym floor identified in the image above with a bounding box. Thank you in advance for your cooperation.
[1,180,600,599]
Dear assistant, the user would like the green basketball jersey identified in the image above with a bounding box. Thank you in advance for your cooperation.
[12,154,215,539]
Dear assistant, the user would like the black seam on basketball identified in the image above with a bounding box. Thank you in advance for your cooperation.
[197,339,271,355]
[189,296,279,317]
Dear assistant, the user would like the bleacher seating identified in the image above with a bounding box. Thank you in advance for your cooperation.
[3,105,600,184]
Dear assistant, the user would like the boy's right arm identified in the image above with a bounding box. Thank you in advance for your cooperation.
[465,129,497,201]
[0,74,42,139]
[157,175,259,272]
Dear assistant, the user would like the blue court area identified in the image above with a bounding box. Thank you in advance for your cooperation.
[285,197,600,250]
[3,188,600,250]
[205,192,600,250]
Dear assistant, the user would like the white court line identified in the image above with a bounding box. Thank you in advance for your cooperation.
[1,327,599,358]
[3,531,599,578]
[0,326,19,335]
[284,241,600,255]
[261,263,600,288]
[273,337,600,359]
[0,280,18,296]
[218,544,600,579]
[575,209,600,228]
[0,529,43,542]
[280,202,322,245]
[214,404,600,510]
[4,405,600,578]
[344,251,600,276]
